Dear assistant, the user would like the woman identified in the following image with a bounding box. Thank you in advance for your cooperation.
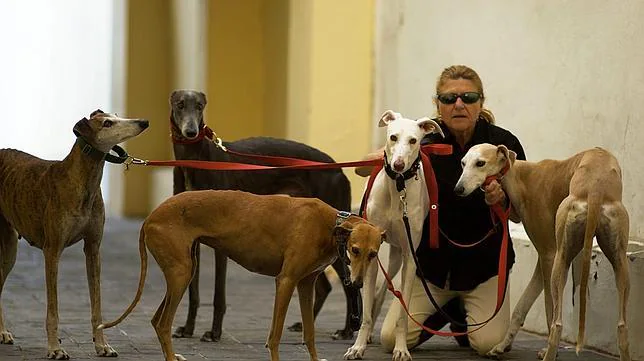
[360,65,526,356]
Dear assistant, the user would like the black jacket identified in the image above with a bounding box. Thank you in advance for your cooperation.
[416,119,526,291]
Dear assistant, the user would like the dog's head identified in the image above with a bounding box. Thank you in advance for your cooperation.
[378,110,443,174]
[333,220,385,288]
[454,143,517,197]
[170,90,207,139]
[73,109,149,152]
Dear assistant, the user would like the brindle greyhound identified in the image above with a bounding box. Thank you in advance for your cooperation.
[0,110,148,359]
[169,90,361,341]
[455,144,630,361]
[99,190,385,361]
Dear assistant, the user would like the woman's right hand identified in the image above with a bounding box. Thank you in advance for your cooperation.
[354,147,384,177]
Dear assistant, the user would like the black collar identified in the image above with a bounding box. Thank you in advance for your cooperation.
[74,136,129,164]
[335,211,354,286]
[383,151,422,192]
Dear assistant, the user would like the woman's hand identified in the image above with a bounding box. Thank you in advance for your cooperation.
[483,180,507,206]
[355,147,385,177]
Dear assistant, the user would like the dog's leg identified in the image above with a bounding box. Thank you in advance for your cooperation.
[0,216,18,345]
[266,273,297,361]
[203,249,227,342]
[391,254,414,361]
[596,203,631,361]
[152,263,195,361]
[83,228,117,357]
[297,272,323,361]
[288,272,332,334]
[331,258,362,340]
[344,255,378,360]
[542,198,583,361]
[369,245,402,343]
[43,247,69,360]
[488,260,544,357]
[173,242,199,338]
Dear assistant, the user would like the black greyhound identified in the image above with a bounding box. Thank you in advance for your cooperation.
[169,90,361,341]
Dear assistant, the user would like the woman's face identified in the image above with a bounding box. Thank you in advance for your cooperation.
[436,78,482,135]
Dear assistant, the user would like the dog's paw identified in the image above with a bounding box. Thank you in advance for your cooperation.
[95,343,118,357]
[538,346,558,361]
[200,330,221,342]
[174,353,187,361]
[486,341,511,358]
[288,322,303,332]
[392,347,412,361]
[343,345,366,360]
[0,330,14,344]
[172,326,194,338]
[47,348,70,360]
[331,328,354,340]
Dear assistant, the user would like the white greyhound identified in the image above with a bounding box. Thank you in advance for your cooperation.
[454,143,630,361]
[344,110,443,361]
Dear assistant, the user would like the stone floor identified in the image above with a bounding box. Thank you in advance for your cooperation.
[0,218,618,361]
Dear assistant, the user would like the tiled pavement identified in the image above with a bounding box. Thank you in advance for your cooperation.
[0,218,617,361]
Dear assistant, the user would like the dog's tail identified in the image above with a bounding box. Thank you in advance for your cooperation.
[577,193,601,355]
[98,226,148,330]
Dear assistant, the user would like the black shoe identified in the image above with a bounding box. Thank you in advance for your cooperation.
[448,298,470,348]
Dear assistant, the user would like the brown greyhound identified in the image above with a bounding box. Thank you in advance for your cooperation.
[0,110,149,359]
[454,144,630,361]
[99,190,385,361]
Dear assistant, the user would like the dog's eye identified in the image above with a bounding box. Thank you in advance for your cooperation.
[196,103,204,111]
[103,120,113,128]
[390,135,397,142]
[461,160,465,168]
[409,138,417,145]
[476,160,486,167]
[368,251,377,260]
[351,247,360,256]
[177,101,185,110]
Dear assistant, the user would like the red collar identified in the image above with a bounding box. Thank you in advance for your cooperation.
[170,119,214,144]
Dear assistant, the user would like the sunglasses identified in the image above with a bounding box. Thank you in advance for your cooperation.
[436,92,482,105]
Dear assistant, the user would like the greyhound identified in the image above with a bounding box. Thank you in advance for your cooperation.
[169,90,361,341]
[0,110,149,359]
[454,143,630,361]
[98,190,385,361]
[345,110,443,361]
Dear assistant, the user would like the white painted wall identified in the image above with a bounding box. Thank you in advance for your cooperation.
[374,0,644,358]
[374,0,644,240]
[0,0,122,215]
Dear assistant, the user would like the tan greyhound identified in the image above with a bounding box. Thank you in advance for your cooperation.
[454,143,630,361]
[99,190,385,361]
[0,110,149,359]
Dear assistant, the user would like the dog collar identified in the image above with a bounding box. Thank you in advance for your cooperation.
[335,211,355,287]
[383,152,422,192]
[74,135,129,164]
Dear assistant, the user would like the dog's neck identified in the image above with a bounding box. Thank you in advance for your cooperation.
[61,140,107,194]
[383,151,422,192]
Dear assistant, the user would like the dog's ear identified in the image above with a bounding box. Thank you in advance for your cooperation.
[380,230,387,244]
[333,222,354,241]
[73,117,92,138]
[496,145,517,165]
[378,110,399,127]
[90,109,104,118]
[170,90,179,104]
[198,91,207,105]
[416,117,445,138]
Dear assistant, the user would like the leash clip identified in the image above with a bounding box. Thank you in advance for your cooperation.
[123,156,148,171]
[399,189,408,216]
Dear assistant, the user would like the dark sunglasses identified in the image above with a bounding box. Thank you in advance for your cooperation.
[436,92,482,105]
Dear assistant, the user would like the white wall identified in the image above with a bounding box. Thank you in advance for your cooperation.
[0,0,121,214]
[374,0,644,240]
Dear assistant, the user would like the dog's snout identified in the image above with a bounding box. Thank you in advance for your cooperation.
[138,120,149,129]
[184,129,198,138]
[353,279,364,289]
[393,159,405,172]
[454,184,465,196]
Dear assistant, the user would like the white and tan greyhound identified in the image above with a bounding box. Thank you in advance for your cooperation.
[344,110,443,361]
[454,143,630,361]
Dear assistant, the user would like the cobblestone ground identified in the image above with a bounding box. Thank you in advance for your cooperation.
[0,218,617,361]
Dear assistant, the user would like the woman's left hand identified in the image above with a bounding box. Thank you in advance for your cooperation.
[483,180,506,206]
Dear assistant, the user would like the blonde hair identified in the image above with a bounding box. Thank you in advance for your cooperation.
[434,65,495,124]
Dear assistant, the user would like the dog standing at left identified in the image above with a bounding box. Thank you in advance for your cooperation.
[0,110,149,359]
